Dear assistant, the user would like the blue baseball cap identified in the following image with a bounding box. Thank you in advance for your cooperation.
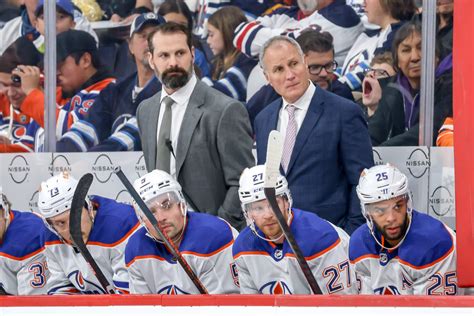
[35,0,74,18]
[130,12,166,37]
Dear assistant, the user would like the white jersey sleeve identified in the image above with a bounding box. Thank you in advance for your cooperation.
[128,260,153,294]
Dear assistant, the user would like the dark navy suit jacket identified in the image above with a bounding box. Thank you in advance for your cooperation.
[254,86,374,235]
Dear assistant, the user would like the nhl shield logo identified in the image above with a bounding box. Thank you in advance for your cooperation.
[379,253,388,264]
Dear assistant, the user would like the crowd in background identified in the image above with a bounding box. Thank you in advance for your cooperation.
[0,0,454,153]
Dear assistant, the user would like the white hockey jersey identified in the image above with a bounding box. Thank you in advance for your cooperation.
[233,0,363,65]
[44,196,139,294]
[0,210,49,295]
[125,212,239,294]
[232,209,356,294]
[349,210,462,295]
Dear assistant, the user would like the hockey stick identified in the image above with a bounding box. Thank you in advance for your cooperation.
[0,284,9,295]
[263,130,322,294]
[114,167,209,294]
[70,173,116,294]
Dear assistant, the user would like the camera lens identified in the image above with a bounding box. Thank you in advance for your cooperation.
[11,74,21,84]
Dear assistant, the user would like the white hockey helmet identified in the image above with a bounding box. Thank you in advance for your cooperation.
[133,170,186,217]
[37,172,79,219]
[0,186,11,227]
[356,164,412,249]
[357,164,410,211]
[239,164,292,208]
[238,164,292,240]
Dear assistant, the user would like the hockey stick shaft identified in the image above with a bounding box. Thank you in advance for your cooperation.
[114,167,209,294]
[70,173,116,294]
[264,130,322,294]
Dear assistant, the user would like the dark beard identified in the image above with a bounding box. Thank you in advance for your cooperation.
[161,66,190,90]
[375,214,410,246]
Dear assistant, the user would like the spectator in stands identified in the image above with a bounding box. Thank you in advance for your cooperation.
[350,164,463,295]
[361,52,396,118]
[37,172,139,294]
[202,6,257,102]
[247,30,353,128]
[0,37,42,153]
[254,36,373,234]
[34,0,76,53]
[0,187,49,295]
[125,170,239,294]
[339,0,417,91]
[436,116,453,146]
[56,13,164,152]
[137,22,254,230]
[437,0,453,60]
[11,30,115,152]
[368,21,452,146]
[233,0,363,66]
[0,0,98,55]
[158,0,210,78]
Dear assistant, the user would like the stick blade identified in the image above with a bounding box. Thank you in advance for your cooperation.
[264,130,284,188]
[70,173,93,245]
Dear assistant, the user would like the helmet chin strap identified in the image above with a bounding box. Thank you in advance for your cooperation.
[251,209,293,243]
[368,208,413,251]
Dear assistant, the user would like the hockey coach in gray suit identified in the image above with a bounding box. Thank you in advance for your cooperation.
[136,22,254,230]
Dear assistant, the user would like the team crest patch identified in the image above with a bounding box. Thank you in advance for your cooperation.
[259,281,292,294]
[158,285,190,295]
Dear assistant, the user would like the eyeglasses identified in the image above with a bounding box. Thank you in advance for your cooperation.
[308,60,338,75]
[363,68,391,79]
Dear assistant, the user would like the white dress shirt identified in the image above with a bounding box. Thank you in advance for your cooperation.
[156,74,198,178]
[277,81,316,138]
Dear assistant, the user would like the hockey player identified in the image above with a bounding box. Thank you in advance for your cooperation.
[0,187,49,295]
[37,172,139,294]
[350,164,461,295]
[125,170,239,294]
[233,165,356,294]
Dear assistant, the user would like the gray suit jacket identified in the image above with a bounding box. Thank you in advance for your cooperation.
[136,80,255,230]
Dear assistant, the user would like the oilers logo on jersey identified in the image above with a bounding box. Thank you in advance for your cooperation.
[69,270,106,294]
[259,281,292,294]
[157,285,190,295]
[374,285,401,295]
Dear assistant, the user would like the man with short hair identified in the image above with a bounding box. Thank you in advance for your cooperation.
[13,29,115,151]
[350,164,462,295]
[254,36,373,235]
[247,30,353,127]
[233,164,356,294]
[0,37,41,152]
[0,187,49,295]
[37,172,139,294]
[56,13,164,152]
[136,22,254,230]
[125,170,239,294]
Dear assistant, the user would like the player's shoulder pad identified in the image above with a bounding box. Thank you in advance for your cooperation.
[179,212,235,256]
[398,211,454,269]
[290,209,341,258]
[125,226,154,266]
[0,210,47,260]
[87,195,139,247]
[348,223,377,262]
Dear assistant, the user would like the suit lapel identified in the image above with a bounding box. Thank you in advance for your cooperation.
[286,88,324,174]
[262,101,281,161]
[147,92,162,169]
[175,81,204,176]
